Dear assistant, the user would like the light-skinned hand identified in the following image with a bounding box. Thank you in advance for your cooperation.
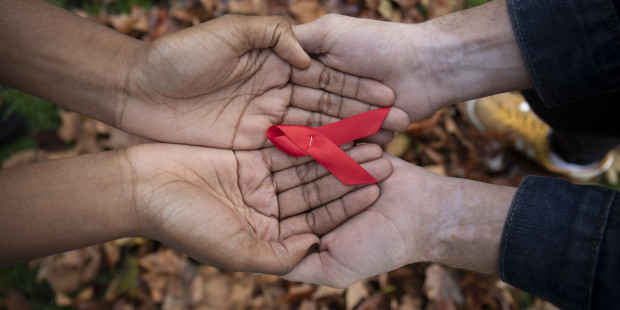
[293,1,531,123]
[283,154,516,287]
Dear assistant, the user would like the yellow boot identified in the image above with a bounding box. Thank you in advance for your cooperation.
[466,93,613,180]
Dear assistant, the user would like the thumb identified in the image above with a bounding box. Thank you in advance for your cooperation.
[292,21,327,55]
[293,14,348,55]
[245,233,320,275]
[237,15,311,69]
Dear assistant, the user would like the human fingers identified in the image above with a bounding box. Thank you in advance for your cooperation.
[277,157,392,219]
[292,14,351,55]
[272,143,382,192]
[256,142,355,172]
[278,184,380,239]
[235,233,320,275]
[289,82,410,132]
[223,15,311,69]
[361,129,396,145]
[280,107,407,145]
[291,60,395,109]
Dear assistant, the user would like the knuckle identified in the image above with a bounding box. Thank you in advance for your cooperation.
[305,211,317,233]
[302,183,314,208]
[318,66,331,90]
[295,163,310,182]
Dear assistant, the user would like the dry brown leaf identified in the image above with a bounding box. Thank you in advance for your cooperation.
[109,6,149,34]
[605,167,618,185]
[103,242,121,270]
[422,146,443,164]
[355,294,386,310]
[288,0,326,23]
[1,290,32,310]
[189,274,204,305]
[406,109,445,136]
[312,285,344,301]
[36,246,102,295]
[55,292,72,307]
[279,283,315,304]
[298,299,319,310]
[345,281,369,310]
[201,273,231,309]
[57,110,80,143]
[1,149,45,168]
[229,0,268,15]
[385,132,411,157]
[171,8,201,26]
[143,8,181,42]
[398,294,422,310]
[423,264,463,308]
[424,164,446,176]
[396,0,418,9]
[228,276,255,309]
[377,0,393,19]
[75,286,94,302]
[199,0,223,16]
[427,0,464,19]
[364,0,378,11]
[109,14,136,34]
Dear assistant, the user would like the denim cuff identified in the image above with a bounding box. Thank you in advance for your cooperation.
[506,0,620,107]
[499,175,620,310]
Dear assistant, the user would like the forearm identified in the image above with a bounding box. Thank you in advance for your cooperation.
[424,175,517,274]
[0,0,144,125]
[0,150,137,266]
[408,0,532,112]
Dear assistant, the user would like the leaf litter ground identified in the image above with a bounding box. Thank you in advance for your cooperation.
[3,0,619,309]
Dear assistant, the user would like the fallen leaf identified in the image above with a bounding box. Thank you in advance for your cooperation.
[1,149,45,168]
[345,281,369,310]
[36,246,102,295]
[288,0,326,23]
[103,242,121,270]
[355,293,386,310]
[424,164,446,176]
[312,285,344,301]
[229,0,268,15]
[1,290,32,310]
[278,283,314,304]
[427,0,464,19]
[385,132,411,157]
[423,264,463,309]
[378,0,393,19]
[57,110,80,143]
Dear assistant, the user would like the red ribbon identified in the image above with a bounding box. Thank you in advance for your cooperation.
[266,107,391,185]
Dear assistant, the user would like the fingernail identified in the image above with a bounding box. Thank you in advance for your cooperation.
[305,243,319,256]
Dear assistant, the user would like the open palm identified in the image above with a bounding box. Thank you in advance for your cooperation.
[119,15,408,149]
[127,142,392,274]
[282,154,441,286]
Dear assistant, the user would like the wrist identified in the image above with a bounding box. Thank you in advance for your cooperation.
[424,176,516,274]
[404,0,531,120]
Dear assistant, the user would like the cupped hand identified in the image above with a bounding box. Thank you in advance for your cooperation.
[293,15,433,122]
[125,142,392,275]
[293,11,532,123]
[118,15,409,149]
[282,154,515,287]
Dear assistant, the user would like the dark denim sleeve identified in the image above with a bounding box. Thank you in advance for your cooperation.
[499,175,620,310]
[506,0,620,108]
